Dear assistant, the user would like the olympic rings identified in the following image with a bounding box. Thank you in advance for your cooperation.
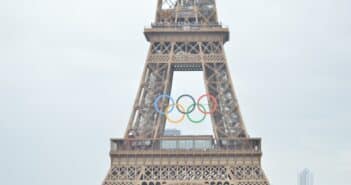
[153,93,218,124]
[197,94,218,114]
[165,104,186,124]
[176,94,196,114]
[186,104,207,124]
[153,94,175,115]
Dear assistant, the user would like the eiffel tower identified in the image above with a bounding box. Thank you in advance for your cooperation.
[102,1,270,185]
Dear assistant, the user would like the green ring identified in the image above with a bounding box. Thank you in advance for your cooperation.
[186,104,207,124]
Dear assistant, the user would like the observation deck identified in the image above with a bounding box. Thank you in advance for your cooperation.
[144,23,229,43]
[110,136,261,157]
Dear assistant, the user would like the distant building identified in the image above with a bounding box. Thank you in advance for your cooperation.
[298,168,314,185]
[163,129,181,136]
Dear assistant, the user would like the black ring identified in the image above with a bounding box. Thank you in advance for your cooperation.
[176,94,196,114]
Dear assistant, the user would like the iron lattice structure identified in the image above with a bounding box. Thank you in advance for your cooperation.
[102,1,270,185]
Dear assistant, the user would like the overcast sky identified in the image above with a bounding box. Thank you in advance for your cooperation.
[0,0,350,185]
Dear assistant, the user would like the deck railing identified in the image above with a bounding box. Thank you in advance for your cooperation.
[110,136,261,154]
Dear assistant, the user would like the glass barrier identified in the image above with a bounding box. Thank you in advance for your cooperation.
[110,137,261,152]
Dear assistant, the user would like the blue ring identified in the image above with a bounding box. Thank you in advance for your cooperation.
[153,94,175,115]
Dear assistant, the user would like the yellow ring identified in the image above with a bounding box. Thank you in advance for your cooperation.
[165,104,186,124]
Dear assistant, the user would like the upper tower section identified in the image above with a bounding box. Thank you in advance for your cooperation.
[145,0,229,43]
[155,0,218,27]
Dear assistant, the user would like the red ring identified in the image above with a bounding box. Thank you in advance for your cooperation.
[197,94,218,114]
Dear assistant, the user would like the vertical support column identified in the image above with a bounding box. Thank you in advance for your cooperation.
[202,41,249,140]
[222,48,249,138]
[153,42,175,139]
[156,0,163,23]
[200,41,220,141]
[125,61,171,139]
[124,44,152,139]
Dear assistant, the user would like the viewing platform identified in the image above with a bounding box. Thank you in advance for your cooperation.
[110,135,262,157]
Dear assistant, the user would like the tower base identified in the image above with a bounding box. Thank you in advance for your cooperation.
[102,137,270,185]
